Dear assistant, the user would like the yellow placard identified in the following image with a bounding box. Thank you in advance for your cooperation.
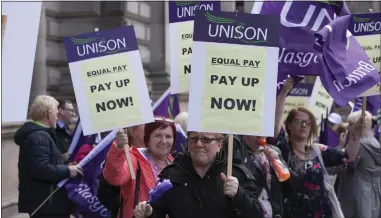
[309,78,333,122]
[282,96,310,123]
[356,34,381,96]
[200,44,266,134]
[80,53,143,133]
[176,21,194,93]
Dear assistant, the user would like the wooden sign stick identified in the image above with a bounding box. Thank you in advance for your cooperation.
[227,134,233,177]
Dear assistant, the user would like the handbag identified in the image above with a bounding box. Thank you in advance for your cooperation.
[311,144,345,218]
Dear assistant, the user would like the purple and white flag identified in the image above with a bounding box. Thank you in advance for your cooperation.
[252,0,350,76]
[67,119,98,163]
[314,15,380,106]
[58,130,118,218]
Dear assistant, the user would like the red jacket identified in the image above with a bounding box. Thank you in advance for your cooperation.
[74,144,93,163]
[103,141,173,218]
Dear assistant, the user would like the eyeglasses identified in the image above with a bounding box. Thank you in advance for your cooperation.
[293,119,312,127]
[63,108,75,113]
[155,117,174,123]
[188,137,220,144]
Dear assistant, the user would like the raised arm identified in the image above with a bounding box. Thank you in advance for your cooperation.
[344,113,364,161]
[103,129,135,186]
[274,77,295,139]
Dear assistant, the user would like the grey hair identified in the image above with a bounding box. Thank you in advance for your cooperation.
[347,110,373,137]
[29,95,59,121]
[174,111,188,132]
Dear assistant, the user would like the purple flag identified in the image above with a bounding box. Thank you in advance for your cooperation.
[252,0,350,76]
[174,123,187,153]
[59,130,118,218]
[354,95,381,116]
[153,87,181,119]
[67,119,98,163]
[314,15,380,106]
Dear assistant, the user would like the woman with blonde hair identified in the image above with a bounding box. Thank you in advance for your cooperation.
[272,78,362,218]
[336,110,381,218]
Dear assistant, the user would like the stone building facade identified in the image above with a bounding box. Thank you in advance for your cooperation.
[2,1,380,217]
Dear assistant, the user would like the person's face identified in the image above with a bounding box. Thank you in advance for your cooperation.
[48,106,59,129]
[187,132,222,167]
[147,126,174,158]
[289,111,312,140]
[59,103,76,123]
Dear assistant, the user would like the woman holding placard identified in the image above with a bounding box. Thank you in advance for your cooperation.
[103,117,176,218]
[272,78,363,218]
[133,131,263,218]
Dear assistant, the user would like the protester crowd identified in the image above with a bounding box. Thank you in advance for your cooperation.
[14,75,381,218]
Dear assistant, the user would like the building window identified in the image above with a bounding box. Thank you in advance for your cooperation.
[125,19,146,40]
[139,45,151,63]
[140,2,151,18]
[126,2,139,14]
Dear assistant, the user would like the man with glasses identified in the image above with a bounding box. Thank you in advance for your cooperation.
[56,100,76,156]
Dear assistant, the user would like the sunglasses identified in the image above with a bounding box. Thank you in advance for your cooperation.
[188,136,220,144]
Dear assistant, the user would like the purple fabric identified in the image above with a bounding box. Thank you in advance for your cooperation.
[68,119,97,163]
[64,131,116,218]
[174,124,187,153]
[314,15,380,106]
[253,0,350,76]
[153,90,180,119]
[354,95,381,116]
[319,115,339,148]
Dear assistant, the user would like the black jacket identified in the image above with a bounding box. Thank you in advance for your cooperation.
[149,154,264,218]
[232,136,286,218]
[55,123,72,153]
[14,122,73,216]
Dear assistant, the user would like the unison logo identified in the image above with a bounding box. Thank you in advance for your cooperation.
[175,1,214,19]
[353,16,380,33]
[71,37,129,57]
[205,12,269,44]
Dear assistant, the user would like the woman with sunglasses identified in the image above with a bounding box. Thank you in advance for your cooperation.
[133,131,263,218]
[272,78,362,218]
[103,117,176,218]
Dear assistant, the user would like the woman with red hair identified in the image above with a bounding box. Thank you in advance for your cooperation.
[103,117,176,218]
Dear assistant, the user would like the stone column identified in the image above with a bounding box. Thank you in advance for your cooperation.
[29,3,47,108]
